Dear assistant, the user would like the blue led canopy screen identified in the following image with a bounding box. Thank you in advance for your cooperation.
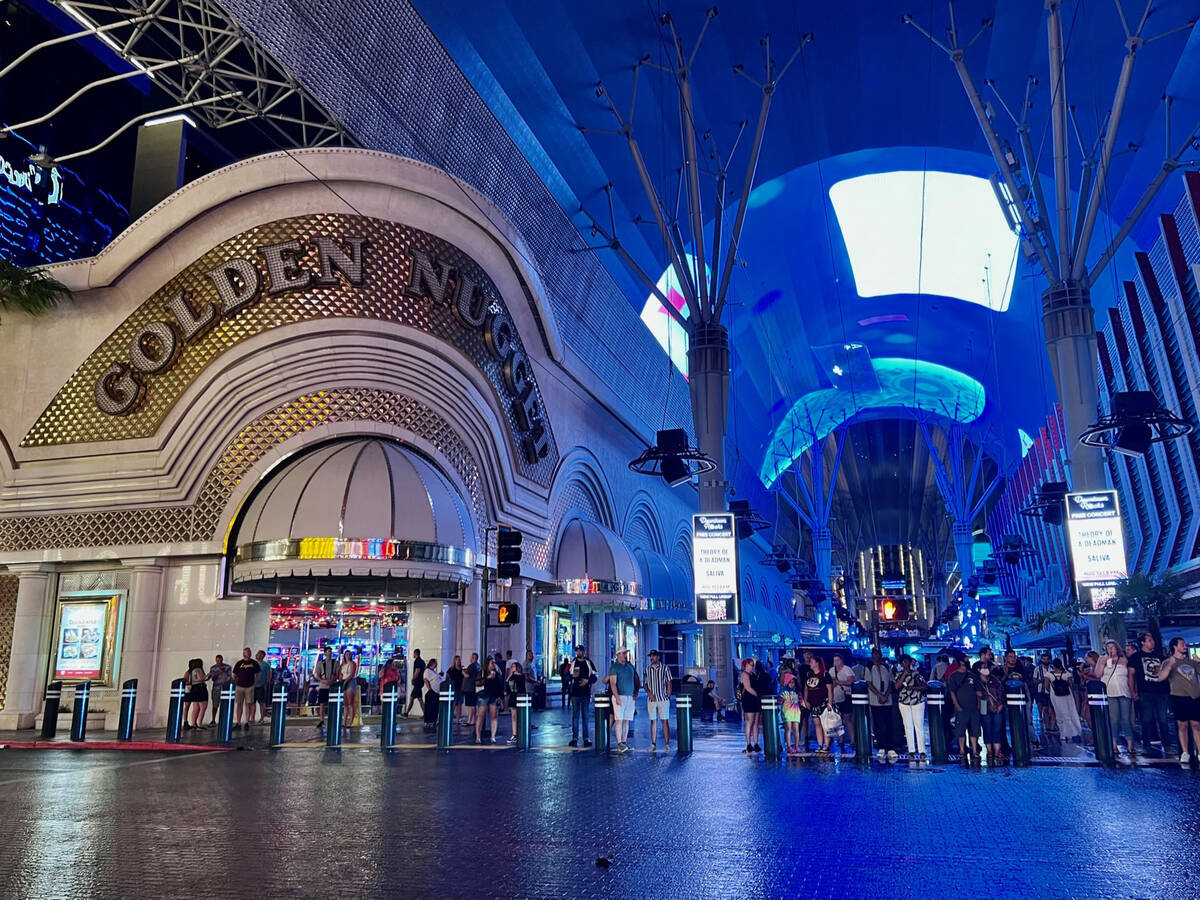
[828,170,1020,311]
[760,358,987,487]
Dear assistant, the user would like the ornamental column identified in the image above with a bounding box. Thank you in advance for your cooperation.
[0,565,55,730]
[120,560,166,728]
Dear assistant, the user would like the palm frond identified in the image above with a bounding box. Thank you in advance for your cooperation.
[0,258,72,320]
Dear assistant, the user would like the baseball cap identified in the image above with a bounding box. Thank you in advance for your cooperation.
[648,648,660,657]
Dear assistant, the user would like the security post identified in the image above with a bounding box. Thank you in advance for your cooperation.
[117,678,138,742]
[1006,678,1032,766]
[926,681,948,763]
[380,683,399,750]
[761,695,782,760]
[852,681,872,763]
[515,692,532,750]
[325,681,344,749]
[217,684,236,744]
[675,693,693,756]
[592,694,611,752]
[437,686,454,750]
[270,683,288,747]
[165,678,186,743]
[70,681,91,742]
[1088,681,1114,766]
[40,681,63,740]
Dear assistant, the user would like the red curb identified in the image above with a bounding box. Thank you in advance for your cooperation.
[0,740,231,751]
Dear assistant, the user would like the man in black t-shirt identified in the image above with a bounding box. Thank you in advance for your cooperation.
[231,647,260,730]
[568,645,597,747]
[1128,633,1176,757]
[947,655,982,764]
[404,649,426,718]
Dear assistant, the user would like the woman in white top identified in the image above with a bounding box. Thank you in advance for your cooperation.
[423,658,442,731]
[1095,640,1135,757]
[339,651,359,727]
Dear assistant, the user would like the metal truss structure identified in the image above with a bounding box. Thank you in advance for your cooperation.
[2,0,352,165]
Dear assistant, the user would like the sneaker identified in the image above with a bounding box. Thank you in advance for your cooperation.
[876,749,887,760]
[664,743,670,752]
[917,752,927,762]
[753,744,761,752]
[568,739,578,748]
[583,740,593,748]
[1181,752,1192,765]
[474,737,481,744]
[617,742,630,753]
[490,737,498,744]
[887,749,898,761]
[743,744,753,754]
[650,742,657,751]
[506,735,518,744]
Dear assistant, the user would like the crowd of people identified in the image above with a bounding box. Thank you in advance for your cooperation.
[727,632,1200,766]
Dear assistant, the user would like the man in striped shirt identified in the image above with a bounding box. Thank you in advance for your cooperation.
[644,649,674,751]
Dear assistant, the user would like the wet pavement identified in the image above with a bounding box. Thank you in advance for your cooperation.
[1,705,1198,899]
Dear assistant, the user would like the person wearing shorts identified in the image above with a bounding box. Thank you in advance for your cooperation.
[231,647,260,730]
[1156,637,1200,764]
[643,649,673,751]
[607,647,637,752]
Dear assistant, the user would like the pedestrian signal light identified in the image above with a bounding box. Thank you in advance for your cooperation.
[495,602,519,626]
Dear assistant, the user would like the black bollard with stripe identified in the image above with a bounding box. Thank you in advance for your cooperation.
[1005,679,1031,766]
[592,695,611,752]
[270,684,288,747]
[217,684,235,744]
[926,681,949,763]
[380,683,399,750]
[165,678,186,744]
[675,694,693,756]
[325,682,344,749]
[515,693,532,750]
[40,681,63,740]
[437,687,455,750]
[1087,681,1115,766]
[117,678,138,742]
[852,681,872,763]
[70,681,91,742]
[762,696,782,760]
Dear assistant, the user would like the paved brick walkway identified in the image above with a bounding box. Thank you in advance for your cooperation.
[1,705,1198,899]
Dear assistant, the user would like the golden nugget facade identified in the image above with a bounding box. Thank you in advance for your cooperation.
[0,149,700,728]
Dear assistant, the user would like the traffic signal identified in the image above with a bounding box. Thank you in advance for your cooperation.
[497,527,522,579]
[877,596,909,621]
[495,602,520,626]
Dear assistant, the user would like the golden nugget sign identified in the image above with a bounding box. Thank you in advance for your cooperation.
[87,219,551,466]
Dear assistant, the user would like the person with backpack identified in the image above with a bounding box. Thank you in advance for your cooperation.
[1046,658,1081,742]
[568,645,596,747]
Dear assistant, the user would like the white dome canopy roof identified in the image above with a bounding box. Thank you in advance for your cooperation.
[232,439,476,587]
[544,518,642,612]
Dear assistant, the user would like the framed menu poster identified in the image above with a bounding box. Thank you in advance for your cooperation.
[49,592,124,684]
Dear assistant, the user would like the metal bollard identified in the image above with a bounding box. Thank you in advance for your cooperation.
[852,681,872,763]
[1005,679,1031,766]
[217,684,236,744]
[761,695,783,760]
[165,678,186,744]
[516,693,532,750]
[675,694,693,756]
[117,678,138,742]
[70,681,91,742]
[41,681,63,740]
[926,681,949,763]
[437,687,454,750]
[380,684,399,750]
[1087,681,1114,766]
[325,682,344,749]
[593,695,611,752]
[270,685,288,747]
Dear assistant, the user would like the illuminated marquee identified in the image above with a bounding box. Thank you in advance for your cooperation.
[1065,490,1129,611]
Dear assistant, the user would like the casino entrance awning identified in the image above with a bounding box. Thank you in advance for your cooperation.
[536,518,642,613]
[230,438,477,598]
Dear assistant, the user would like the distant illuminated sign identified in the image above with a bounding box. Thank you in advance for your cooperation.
[693,514,740,625]
[881,579,907,591]
[1065,490,1128,611]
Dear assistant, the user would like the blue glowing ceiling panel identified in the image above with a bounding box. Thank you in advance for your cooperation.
[760,358,986,487]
